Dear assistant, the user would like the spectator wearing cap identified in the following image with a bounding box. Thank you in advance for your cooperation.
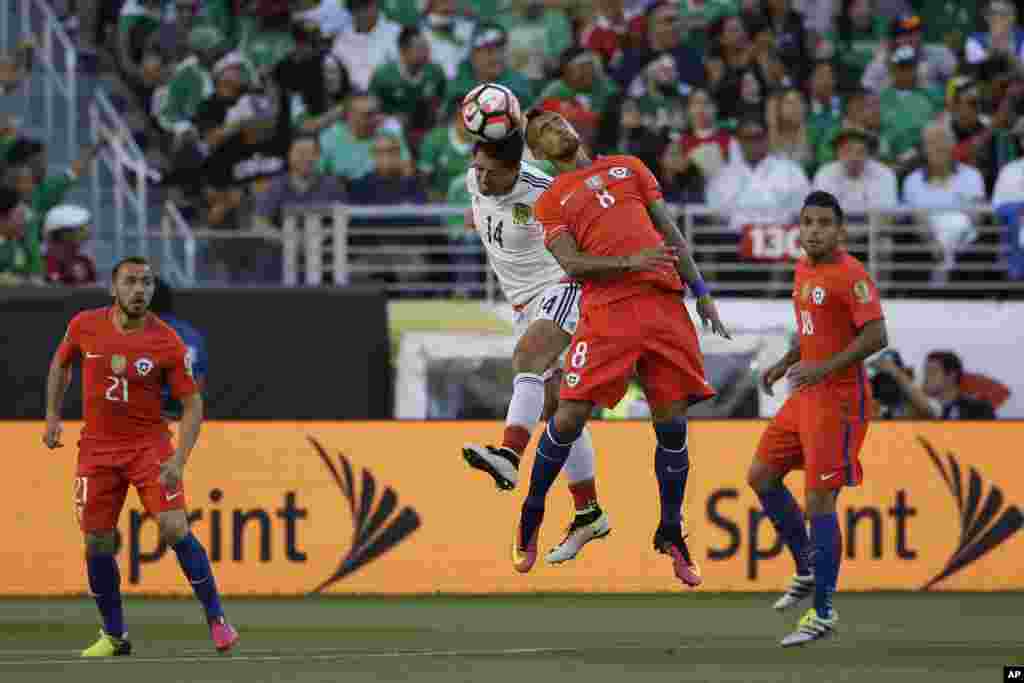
[370,26,448,143]
[0,186,34,285]
[706,113,810,236]
[902,123,986,284]
[878,44,939,173]
[813,127,898,212]
[330,0,402,91]
[537,48,620,146]
[418,94,475,201]
[451,23,535,109]
[420,0,476,80]
[862,14,956,95]
[949,77,1021,193]
[966,2,1024,74]
[580,0,648,66]
[43,205,97,287]
[828,0,888,92]
[613,3,705,104]
[319,93,412,181]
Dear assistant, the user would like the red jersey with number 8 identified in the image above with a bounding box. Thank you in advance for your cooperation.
[535,155,683,310]
[56,307,198,446]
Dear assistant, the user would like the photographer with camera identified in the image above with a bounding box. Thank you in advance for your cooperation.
[871,349,996,419]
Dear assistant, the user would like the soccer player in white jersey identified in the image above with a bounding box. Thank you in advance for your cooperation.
[460,129,611,571]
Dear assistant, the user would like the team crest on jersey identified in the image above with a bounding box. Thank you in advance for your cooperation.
[111,355,127,375]
[801,282,813,302]
[135,358,154,376]
[512,203,531,225]
[812,286,826,305]
[584,175,604,190]
[609,166,632,179]
[853,280,872,304]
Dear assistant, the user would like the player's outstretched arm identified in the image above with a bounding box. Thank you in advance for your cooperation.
[43,354,72,449]
[646,199,731,338]
[546,232,678,280]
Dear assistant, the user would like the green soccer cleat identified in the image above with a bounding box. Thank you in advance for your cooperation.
[780,608,838,648]
[81,630,132,658]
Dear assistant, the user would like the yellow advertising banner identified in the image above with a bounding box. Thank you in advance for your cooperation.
[5,421,1023,595]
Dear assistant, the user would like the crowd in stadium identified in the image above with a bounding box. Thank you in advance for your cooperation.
[3,0,1024,290]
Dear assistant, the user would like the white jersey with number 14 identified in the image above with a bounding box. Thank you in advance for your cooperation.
[467,162,566,306]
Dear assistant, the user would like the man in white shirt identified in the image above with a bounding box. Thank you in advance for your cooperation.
[707,114,811,234]
[330,0,401,91]
[993,121,1024,204]
[813,128,898,211]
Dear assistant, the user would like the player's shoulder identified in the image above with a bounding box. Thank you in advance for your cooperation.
[149,314,187,347]
[834,250,871,280]
[69,307,109,331]
[598,154,649,173]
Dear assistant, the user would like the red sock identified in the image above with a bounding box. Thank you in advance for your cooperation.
[502,425,531,454]
[569,480,597,511]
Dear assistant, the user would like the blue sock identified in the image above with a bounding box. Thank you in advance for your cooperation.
[810,513,841,619]
[87,554,125,638]
[756,486,811,576]
[654,418,689,526]
[173,533,224,621]
[520,418,580,543]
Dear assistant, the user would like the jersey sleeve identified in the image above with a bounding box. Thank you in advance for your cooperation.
[55,314,84,366]
[624,155,663,204]
[536,187,570,246]
[841,267,884,328]
[166,336,200,400]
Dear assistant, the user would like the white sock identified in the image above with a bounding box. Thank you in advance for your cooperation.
[506,372,546,429]
[563,426,596,485]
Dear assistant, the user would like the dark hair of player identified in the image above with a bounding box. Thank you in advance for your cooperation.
[398,25,421,50]
[801,190,845,225]
[112,256,151,282]
[150,277,174,315]
[926,350,964,384]
[474,129,525,169]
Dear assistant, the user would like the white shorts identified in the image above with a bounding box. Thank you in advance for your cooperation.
[513,282,581,379]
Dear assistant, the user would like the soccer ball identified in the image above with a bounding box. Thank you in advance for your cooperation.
[462,83,522,143]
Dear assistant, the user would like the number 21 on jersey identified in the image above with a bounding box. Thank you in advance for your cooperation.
[106,376,129,402]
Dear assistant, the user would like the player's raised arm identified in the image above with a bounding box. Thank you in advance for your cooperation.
[44,319,81,448]
[546,231,679,279]
[646,197,731,339]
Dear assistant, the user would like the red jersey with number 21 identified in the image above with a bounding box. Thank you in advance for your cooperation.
[56,307,198,446]
[535,155,683,311]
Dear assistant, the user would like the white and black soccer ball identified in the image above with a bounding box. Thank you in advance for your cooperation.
[461,83,522,143]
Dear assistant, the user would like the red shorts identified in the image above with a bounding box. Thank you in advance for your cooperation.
[74,439,185,533]
[755,382,870,490]
[559,291,715,409]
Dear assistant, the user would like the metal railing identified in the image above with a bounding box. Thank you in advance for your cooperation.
[89,91,151,263]
[16,0,77,151]
[160,201,197,286]
[153,203,1024,296]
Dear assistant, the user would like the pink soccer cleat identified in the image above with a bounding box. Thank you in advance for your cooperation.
[653,525,703,588]
[209,616,239,652]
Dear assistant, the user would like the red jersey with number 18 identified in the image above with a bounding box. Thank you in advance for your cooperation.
[56,307,198,446]
[535,155,683,310]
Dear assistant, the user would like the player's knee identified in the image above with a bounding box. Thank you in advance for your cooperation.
[747,460,783,492]
[540,375,560,421]
[653,417,688,452]
[84,531,117,556]
[650,400,688,424]
[158,514,189,546]
[552,402,588,440]
[512,343,554,376]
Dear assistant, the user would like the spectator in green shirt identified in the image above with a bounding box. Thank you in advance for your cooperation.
[370,26,448,143]
[418,94,476,200]
[451,23,535,110]
[0,185,34,285]
[806,60,844,172]
[879,44,938,174]
[318,93,412,180]
[629,54,689,138]
[815,88,889,168]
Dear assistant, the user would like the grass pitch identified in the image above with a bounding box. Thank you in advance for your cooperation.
[0,594,1018,682]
